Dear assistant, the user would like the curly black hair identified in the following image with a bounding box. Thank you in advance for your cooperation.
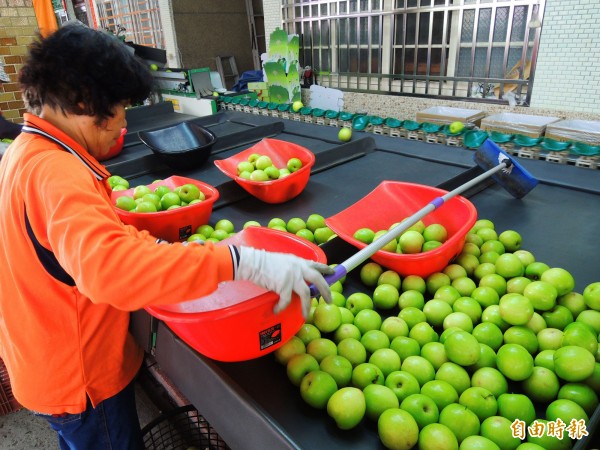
[19,22,154,123]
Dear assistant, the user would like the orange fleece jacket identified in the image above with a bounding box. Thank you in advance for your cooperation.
[0,114,234,414]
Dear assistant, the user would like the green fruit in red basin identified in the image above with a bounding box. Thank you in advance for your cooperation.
[398,230,425,254]
[553,345,596,382]
[400,393,439,429]
[540,267,575,297]
[115,195,136,211]
[418,423,458,450]
[177,183,201,203]
[160,192,181,210]
[287,157,303,172]
[286,217,306,234]
[132,184,151,199]
[354,227,375,244]
[363,383,400,421]
[480,416,521,450]
[300,370,338,409]
[377,408,419,450]
[496,344,534,381]
[135,201,157,213]
[327,386,365,430]
[423,223,448,243]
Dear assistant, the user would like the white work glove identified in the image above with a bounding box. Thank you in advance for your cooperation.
[235,246,334,318]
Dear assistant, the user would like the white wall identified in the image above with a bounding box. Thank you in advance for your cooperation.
[261,0,600,116]
[530,0,600,114]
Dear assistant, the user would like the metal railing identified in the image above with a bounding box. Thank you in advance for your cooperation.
[281,0,544,106]
[94,0,164,49]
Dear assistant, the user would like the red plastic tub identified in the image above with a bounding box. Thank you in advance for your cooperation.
[110,175,219,242]
[326,181,477,278]
[145,226,327,362]
[214,138,315,204]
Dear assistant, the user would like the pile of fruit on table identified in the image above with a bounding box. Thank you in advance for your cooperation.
[197,215,599,450]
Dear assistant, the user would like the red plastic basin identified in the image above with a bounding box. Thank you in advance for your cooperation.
[145,226,327,362]
[326,181,477,278]
[110,175,219,242]
[214,138,315,204]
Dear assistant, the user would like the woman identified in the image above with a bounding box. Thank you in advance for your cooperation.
[0,23,332,450]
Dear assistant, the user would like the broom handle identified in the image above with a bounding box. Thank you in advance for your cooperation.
[310,161,509,297]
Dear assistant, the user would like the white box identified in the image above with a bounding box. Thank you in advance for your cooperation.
[161,95,217,117]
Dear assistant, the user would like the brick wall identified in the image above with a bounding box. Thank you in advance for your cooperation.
[0,0,39,124]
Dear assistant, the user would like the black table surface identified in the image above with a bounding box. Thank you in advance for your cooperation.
[121,104,600,450]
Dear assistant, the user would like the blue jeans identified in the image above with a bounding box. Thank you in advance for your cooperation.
[34,379,145,450]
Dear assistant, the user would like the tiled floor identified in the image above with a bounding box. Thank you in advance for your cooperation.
[0,381,162,450]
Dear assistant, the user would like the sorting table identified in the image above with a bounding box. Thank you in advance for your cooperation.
[116,104,600,450]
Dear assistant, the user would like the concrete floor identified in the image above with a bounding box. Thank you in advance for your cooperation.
[0,380,163,450]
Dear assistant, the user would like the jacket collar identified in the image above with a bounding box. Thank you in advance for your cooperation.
[21,113,110,181]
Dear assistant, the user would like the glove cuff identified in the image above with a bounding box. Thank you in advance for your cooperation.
[229,245,241,279]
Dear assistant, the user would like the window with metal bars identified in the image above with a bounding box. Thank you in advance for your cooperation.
[94,0,164,49]
[281,0,544,106]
